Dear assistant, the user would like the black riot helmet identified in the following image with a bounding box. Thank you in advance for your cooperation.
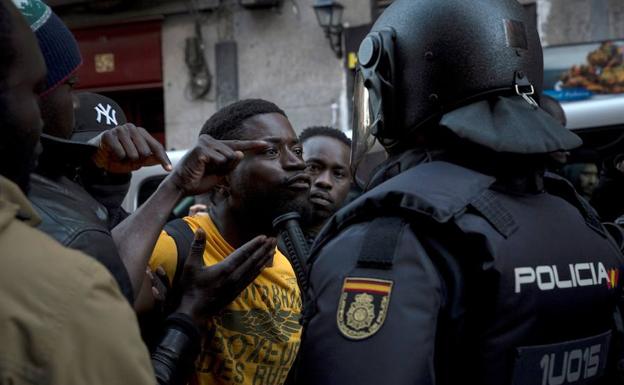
[352,0,581,176]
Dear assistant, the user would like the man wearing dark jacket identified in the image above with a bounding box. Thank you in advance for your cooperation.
[29,92,136,299]
[37,91,135,232]
[19,0,170,302]
[297,1,624,384]
[72,92,134,228]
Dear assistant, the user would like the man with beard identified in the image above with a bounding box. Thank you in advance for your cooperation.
[147,99,308,385]
[300,126,352,242]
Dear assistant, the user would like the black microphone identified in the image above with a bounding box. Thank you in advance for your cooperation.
[272,212,310,313]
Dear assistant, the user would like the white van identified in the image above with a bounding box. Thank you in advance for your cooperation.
[121,149,187,213]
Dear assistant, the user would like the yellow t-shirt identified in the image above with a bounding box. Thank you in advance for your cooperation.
[149,214,302,385]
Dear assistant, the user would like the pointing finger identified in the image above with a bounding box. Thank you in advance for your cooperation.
[221,140,269,152]
[143,130,172,171]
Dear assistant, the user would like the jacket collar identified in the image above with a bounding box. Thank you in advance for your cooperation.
[0,176,41,228]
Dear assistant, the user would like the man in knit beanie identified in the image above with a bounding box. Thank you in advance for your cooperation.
[13,0,171,303]
[19,0,81,140]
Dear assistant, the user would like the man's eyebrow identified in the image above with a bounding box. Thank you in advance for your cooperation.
[306,157,348,169]
[305,156,328,163]
[305,157,325,164]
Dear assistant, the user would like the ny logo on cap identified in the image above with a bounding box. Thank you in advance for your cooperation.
[94,103,118,126]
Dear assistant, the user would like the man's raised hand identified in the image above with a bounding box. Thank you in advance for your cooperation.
[166,134,267,196]
[176,228,276,325]
[90,123,171,173]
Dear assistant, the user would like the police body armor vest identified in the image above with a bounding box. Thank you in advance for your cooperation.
[302,161,624,385]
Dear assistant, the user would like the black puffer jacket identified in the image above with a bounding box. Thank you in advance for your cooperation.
[28,173,133,302]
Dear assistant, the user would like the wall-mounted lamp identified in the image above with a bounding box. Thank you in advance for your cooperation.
[313,0,344,58]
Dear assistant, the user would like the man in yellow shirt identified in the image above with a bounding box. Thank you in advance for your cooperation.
[149,99,310,385]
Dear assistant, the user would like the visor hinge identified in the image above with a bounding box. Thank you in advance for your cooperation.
[514,71,539,109]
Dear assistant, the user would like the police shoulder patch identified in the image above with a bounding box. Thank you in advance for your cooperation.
[337,277,393,340]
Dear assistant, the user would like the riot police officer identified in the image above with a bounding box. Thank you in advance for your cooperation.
[296,0,624,384]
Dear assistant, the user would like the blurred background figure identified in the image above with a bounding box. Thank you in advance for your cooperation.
[188,202,208,216]
[187,191,217,216]
[559,147,601,201]
[541,94,601,203]
[592,153,624,221]
[562,161,600,199]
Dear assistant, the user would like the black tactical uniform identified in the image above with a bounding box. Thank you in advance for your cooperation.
[297,0,624,384]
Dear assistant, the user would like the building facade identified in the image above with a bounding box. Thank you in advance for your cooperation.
[55,0,369,150]
[52,0,624,150]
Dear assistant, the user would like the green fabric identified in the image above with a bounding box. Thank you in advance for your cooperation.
[12,0,51,31]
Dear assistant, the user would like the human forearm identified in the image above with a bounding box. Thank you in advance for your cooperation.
[113,177,183,296]
[113,135,268,299]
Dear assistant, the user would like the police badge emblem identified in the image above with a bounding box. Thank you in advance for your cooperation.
[337,277,393,340]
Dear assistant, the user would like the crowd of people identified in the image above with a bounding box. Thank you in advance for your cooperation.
[2,0,624,384]
[1,0,353,383]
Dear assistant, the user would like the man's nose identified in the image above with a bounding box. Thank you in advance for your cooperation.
[283,149,306,171]
[314,170,333,190]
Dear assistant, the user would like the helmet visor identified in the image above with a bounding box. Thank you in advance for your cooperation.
[352,71,385,187]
